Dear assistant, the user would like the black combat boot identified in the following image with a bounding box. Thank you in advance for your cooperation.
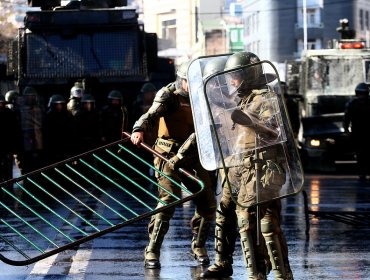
[144,215,169,269]
[191,218,212,265]
[200,259,233,278]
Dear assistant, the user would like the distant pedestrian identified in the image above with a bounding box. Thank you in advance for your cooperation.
[344,82,370,181]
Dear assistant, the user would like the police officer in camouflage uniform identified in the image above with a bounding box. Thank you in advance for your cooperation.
[130,61,217,269]
[201,52,293,280]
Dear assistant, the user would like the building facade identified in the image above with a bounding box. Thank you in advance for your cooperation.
[242,0,370,63]
[142,0,224,63]
[140,0,370,64]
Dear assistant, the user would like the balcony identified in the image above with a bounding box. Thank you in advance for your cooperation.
[295,22,324,39]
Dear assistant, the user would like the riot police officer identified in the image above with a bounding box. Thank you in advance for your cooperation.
[44,94,73,164]
[201,52,293,280]
[344,82,370,180]
[0,95,20,182]
[100,90,128,144]
[73,94,101,154]
[130,61,217,269]
[18,86,45,174]
[4,89,23,175]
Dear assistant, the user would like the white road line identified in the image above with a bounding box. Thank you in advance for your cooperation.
[69,247,93,275]
[26,253,59,278]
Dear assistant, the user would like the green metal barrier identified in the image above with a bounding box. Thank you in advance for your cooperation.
[0,132,204,266]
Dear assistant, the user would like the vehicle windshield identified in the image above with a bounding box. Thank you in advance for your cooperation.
[305,56,364,115]
[23,29,145,79]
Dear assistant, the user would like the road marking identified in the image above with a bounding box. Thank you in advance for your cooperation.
[26,253,59,278]
[69,247,93,275]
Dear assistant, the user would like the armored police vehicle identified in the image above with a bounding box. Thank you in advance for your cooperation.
[6,0,175,108]
[298,39,370,171]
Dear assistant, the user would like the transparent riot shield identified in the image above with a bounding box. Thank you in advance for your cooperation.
[188,55,304,207]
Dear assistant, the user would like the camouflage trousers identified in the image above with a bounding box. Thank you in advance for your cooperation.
[216,158,289,273]
[148,155,216,237]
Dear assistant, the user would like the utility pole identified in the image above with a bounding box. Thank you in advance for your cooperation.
[303,0,307,51]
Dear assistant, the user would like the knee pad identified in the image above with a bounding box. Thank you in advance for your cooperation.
[261,216,275,235]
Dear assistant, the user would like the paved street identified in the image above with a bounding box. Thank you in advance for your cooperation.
[0,172,370,280]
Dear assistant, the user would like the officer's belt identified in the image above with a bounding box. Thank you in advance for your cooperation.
[154,138,181,154]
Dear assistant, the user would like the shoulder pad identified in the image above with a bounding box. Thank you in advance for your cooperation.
[166,82,176,92]
[154,82,176,103]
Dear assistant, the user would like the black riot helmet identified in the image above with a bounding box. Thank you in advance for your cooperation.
[81,94,95,111]
[224,51,276,96]
[140,83,157,93]
[202,56,228,81]
[225,52,259,68]
[23,86,38,106]
[203,56,236,108]
[355,83,369,96]
[108,90,123,106]
[48,94,66,108]
[203,56,228,93]
[81,94,95,103]
[224,52,262,78]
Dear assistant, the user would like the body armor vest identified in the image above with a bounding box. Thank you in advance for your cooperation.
[157,95,194,143]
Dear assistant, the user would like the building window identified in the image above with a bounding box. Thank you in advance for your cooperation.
[245,16,250,36]
[360,9,364,30]
[307,8,316,26]
[162,19,177,46]
[253,12,259,33]
[298,7,320,28]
